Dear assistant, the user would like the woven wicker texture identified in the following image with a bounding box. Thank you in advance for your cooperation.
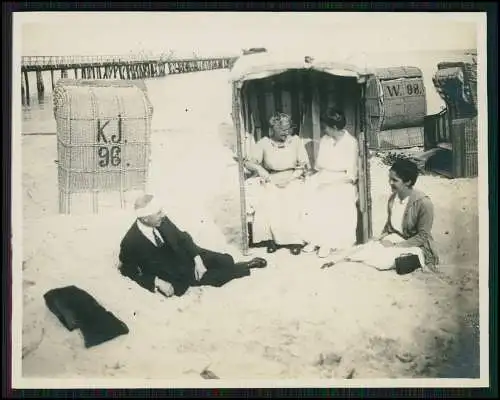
[53,80,153,213]
[55,78,149,93]
[238,70,374,246]
[365,67,426,149]
[451,117,478,178]
[374,66,423,80]
[464,62,477,108]
[432,61,477,119]
[378,126,425,151]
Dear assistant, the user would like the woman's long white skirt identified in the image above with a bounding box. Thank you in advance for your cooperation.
[247,178,306,245]
[301,174,358,250]
[345,234,426,270]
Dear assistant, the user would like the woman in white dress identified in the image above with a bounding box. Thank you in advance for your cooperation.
[302,108,359,258]
[244,112,310,255]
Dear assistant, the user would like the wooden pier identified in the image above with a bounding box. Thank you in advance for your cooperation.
[21,54,238,105]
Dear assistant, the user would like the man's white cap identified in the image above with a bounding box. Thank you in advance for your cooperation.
[134,194,163,218]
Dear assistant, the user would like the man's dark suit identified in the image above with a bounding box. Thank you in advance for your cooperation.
[119,216,250,296]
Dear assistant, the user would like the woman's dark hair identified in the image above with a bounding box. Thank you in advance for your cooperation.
[320,108,346,130]
[390,159,419,187]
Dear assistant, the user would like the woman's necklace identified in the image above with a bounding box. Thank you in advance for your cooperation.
[270,136,292,149]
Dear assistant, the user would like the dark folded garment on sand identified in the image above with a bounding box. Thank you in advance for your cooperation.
[79,309,130,349]
[44,285,129,348]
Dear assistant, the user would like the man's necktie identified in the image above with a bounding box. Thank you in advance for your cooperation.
[153,228,164,247]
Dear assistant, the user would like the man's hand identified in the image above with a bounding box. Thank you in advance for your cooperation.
[380,240,394,248]
[194,256,207,281]
[155,278,175,297]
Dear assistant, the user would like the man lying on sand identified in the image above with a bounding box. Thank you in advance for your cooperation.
[118,194,267,298]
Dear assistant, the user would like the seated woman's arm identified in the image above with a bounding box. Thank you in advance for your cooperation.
[243,138,271,181]
[244,160,271,181]
[394,197,435,248]
[275,138,310,184]
[377,226,391,241]
[294,137,311,177]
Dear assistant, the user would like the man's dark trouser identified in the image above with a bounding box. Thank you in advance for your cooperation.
[174,248,251,296]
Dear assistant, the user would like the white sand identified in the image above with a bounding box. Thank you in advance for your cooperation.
[20,70,480,381]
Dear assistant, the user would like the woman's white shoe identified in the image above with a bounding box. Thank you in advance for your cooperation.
[317,247,331,258]
[302,243,318,253]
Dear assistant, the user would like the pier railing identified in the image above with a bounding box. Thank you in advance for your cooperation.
[21,54,238,70]
[20,54,240,105]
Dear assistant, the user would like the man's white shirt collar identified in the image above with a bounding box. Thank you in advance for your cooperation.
[136,219,163,246]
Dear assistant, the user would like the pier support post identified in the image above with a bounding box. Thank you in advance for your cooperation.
[50,70,55,90]
[23,70,30,106]
[36,70,45,96]
[21,79,26,106]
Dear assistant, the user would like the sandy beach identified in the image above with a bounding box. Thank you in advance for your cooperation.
[19,69,481,382]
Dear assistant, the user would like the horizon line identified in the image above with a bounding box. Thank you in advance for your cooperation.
[20,47,477,58]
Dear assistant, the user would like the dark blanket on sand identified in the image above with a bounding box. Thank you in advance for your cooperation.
[44,285,129,348]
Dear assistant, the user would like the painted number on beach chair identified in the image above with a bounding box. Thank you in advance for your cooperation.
[97,115,123,167]
[406,83,421,95]
[98,146,122,167]
[385,83,423,98]
[386,85,403,97]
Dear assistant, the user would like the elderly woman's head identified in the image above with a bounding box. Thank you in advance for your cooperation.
[320,108,346,137]
[389,159,419,194]
[269,112,294,142]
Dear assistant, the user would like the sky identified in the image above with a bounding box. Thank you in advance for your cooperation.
[17,12,481,58]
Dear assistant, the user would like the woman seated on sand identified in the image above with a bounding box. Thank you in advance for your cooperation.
[301,108,359,259]
[322,159,440,272]
[244,112,310,255]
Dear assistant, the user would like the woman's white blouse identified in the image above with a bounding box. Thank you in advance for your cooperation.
[390,196,409,234]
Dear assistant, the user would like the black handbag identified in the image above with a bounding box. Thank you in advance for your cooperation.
[395,254,422,275]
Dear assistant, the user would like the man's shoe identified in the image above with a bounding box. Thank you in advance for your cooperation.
[246,257,267,269]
